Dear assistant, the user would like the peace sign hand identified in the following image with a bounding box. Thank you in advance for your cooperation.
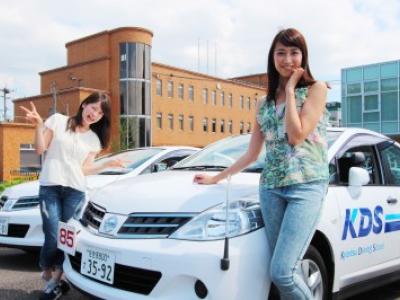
[20,102,43,127]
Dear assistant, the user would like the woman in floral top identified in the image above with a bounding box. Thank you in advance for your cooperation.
[194,28,329,299]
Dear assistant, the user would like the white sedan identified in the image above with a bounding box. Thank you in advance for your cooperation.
[63,128,400,300]
[0,146,199,250]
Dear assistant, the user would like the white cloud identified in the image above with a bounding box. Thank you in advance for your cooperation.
[0,0,399,104]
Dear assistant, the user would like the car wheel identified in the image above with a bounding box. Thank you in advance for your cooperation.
[301,245,329,300]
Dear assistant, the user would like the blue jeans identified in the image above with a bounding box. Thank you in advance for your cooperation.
[259,180,328,300]
[39,185,85,271]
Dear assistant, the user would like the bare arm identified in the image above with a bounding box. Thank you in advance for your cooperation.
[21,102,53,155]
[82,152,126,176]
[194,101,265,184]
[285,74,327,145]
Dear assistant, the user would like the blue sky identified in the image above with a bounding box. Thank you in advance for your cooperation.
[1,0,400,119]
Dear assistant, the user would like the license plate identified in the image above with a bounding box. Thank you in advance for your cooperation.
[0,218,8,236]
[80,246,115,284]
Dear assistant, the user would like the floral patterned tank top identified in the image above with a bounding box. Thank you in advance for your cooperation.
[257,87,329,189]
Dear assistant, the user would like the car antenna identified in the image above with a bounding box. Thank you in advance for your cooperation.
[220,174,231,271]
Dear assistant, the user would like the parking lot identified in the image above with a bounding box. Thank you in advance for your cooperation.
[0,247,399,300]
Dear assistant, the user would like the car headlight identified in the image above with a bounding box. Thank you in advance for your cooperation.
[98,213,126,236]
[170,200,264,241]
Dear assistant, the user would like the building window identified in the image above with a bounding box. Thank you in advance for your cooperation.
[247,122,251,133]
[168,81,174,97]
[228,120,233,134]
[203,117,208,132]
[347,83,361,94]
[221,91,225,106]
[381,78,398,92]
[347,96,362,124]
[364,81,378,93]
[229,94,233,107]
[178,83,184,99]
[189,116,194,131]
[220,119,225,133]
[156,79,162,96]
[203,88,208,104]
[156,112,162,129]
[240,121,244,134]
[364,95,379,111]
[212,118,216,133]
[253,98,257,110]
[240,96,244,109]
[247,97,251,110]
[168,113,174,129]
[179,114,184,130]
[20,143,41,171]
[189,85,194,101]
[212,90,216,105]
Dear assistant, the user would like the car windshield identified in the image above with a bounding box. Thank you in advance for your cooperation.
[95,148,164,175]
[172,135,265,172]
[173,130,342,173]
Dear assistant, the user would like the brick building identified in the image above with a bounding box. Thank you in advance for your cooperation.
[2,26,266,181]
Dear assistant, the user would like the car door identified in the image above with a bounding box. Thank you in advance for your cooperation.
[377,141,400,262]
[332,134,394,286]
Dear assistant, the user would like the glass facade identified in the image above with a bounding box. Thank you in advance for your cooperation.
[120,42,151,149]
[342,60,400,135]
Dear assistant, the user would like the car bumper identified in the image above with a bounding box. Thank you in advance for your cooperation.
[64,219,271,300]
[0,208,43,248]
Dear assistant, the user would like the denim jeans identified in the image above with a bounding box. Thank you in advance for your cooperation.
[259,180,328,300]
[39,185,85,271]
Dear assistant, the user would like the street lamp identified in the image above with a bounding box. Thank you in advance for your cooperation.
[1,87,11,121]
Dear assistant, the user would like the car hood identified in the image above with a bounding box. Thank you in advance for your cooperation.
[2,180,40,199]
[2,175,122,199]
[89,171,260,214]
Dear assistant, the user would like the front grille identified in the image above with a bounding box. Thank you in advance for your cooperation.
[13,196,40,210]
[0,195,7,209]
[7,224,30,237]
[81,202,106,230]
[117,213,195,238]
[69,252,162,295]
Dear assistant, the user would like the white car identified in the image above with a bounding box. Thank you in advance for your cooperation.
[0,146,199,250]
[63,128,400,300]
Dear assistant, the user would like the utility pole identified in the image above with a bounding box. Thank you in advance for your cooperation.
[50,81,57,114]
[1,87,11,121]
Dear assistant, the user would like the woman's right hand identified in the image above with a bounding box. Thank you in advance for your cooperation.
[20,102,43,127]
[193,174,218,185]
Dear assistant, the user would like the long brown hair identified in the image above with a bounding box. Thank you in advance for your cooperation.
[267,28,315,102]
[67,92,111,149]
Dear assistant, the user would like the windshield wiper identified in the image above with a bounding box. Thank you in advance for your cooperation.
[172,165,228,171]
[98,169,131,175]
[243,167,264,173]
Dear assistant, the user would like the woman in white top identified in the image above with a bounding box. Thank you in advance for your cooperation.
[21,92,124,300]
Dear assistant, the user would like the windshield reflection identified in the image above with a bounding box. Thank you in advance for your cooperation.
[173,131,342,173]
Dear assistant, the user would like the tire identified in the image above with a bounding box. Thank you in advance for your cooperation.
[268,245,329,300]
[302,245,330,300]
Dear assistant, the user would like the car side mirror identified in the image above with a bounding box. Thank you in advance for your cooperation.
[152,162,168,173]
[348,167,369,187]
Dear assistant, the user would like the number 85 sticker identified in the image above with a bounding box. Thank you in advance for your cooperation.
[57,221,77,256]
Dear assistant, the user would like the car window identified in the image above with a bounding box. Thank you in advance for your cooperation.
[378,142,400,185]
[337,145,379,185]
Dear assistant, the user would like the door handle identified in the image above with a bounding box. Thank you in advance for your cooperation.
[386,197,398,205]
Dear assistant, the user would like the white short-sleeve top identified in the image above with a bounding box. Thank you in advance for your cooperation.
[39,113,102,192]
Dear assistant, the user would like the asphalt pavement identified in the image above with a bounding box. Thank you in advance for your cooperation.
[0,246,399,300]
